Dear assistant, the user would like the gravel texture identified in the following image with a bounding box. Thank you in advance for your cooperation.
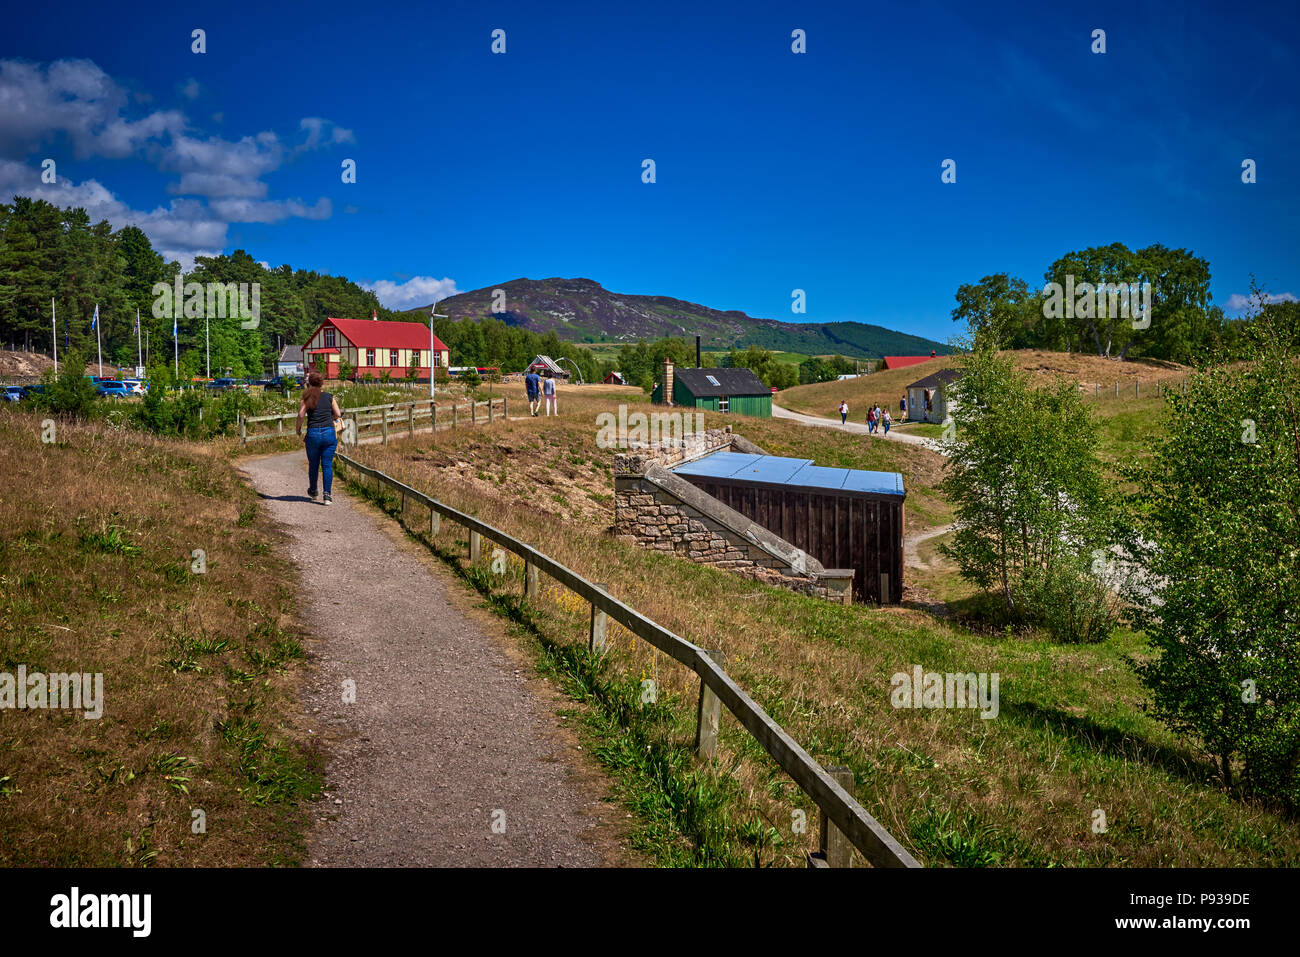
[243,450,621,867]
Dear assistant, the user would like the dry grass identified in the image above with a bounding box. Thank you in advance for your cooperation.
[345,386,1300,867]
[778,349,1193,421]
[0,408,321,866]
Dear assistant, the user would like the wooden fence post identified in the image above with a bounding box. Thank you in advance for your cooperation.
[469,530,481,563]
[695,649,726,759]
[453,403,458,429]
[815,767,856,868]
[504,396,508,420]
[239,414,246,446]
[408,404,414,438]
[589,583,609,652]
[524,560,539,599]
[1114,380,1119,397]
[489,399,494,424]
[382,407,389,444]
[1095,382,1098,397]
[277,416,283,435]
[1136,380,1140,397]
[430,504,440,537]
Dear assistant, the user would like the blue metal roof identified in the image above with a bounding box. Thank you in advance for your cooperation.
[673,451,904,497]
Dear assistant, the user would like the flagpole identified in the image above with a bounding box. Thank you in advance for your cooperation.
[136,308,142,371]
[52,298,57,374]
[205,316,210,379]
[95,304,102,376]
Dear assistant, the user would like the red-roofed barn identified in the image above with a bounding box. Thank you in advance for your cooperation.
[878,352,938,371]
[303,317,451,380]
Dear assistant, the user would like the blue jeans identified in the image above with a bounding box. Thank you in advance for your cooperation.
[305,426,338,495]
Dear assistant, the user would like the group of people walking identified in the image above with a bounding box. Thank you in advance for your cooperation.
[838,399,893,434]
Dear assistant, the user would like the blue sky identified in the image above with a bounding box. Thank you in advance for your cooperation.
[3,0,1297,343]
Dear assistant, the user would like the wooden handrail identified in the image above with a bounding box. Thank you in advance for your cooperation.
[333,452,920,869]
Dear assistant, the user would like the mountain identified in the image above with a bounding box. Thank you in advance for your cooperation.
[407,277,951,359]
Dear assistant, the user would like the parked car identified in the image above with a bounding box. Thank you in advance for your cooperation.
[206,378,240,393]
[3,386,24,402]
[95,380,132,397]
[120,379,146,395]
[20,384,45,399]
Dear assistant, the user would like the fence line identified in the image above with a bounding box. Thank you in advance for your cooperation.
[332,451,920,869]
[240,396,506,445]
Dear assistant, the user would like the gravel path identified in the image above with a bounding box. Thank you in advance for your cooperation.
[242,450,617,867]
[772,403,949,454]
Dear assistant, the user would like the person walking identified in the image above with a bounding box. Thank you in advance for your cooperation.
[882,408,892,435]
[900,394,907,420]
[296,370,342,505]
[524,367,542,416]
[543,371,557,415]
[866,406,876,433]
[839,400,848,424]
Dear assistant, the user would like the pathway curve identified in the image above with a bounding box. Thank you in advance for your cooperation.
[771,403,949,455]
[242,450,617,867]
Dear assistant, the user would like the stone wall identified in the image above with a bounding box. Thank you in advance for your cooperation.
[612,431,854,603]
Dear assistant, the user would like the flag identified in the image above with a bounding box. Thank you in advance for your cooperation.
[91,304,99,330]
[173,314,178,337]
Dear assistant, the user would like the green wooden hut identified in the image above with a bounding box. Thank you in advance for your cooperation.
[651,361,772,417]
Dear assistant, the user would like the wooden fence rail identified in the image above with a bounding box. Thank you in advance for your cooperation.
[240,397,506,445]
[332,451,920,869]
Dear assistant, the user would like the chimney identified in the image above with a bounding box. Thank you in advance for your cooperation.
[663,358,674,405]
[695,335,701,368]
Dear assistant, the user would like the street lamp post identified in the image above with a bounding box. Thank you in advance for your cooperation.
[429,305,447,401]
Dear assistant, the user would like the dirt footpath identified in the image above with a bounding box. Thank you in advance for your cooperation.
[242,450,625,867]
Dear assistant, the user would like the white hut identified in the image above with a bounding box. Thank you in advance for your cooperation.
[905,368,962,424]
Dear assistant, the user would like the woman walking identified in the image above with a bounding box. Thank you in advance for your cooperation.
[882,408,892,435]
[296,370,343,505]
[839,400,849,424]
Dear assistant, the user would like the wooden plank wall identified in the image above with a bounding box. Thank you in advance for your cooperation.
[690,479,902,603]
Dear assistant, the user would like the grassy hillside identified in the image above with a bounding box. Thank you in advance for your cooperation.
[0,410,321,866]
[778,349,1192,422]
[341,382,1299,866]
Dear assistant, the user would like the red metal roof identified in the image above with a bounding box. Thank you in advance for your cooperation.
[880,355,936,370]
[312,317,449,352]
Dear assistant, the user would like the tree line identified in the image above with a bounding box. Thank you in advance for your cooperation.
[948,242,1276,362]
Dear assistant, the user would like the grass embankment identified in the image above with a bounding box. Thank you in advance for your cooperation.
[0,410,321,866]
[343,384,1299,866]
[778,349,1191,423]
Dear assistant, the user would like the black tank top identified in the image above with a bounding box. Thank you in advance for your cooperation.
[306,391,334,428]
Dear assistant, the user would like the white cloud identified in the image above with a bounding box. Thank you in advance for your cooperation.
[361,276,460,311]
[1224,291,1298,313]
[0,57,354,263]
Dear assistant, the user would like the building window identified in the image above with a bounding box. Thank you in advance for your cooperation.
[366,348,375,366]
[324,328,336,348]
[411,349,421,367]
[719,396,730,413]
[433,351,441,367]
[390,349,400,367]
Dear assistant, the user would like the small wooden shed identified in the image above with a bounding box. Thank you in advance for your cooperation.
[672,450,904,603]
[652,361,771,417]
[906,368,962,424]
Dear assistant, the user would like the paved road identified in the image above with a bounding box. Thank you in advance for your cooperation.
[771,403,949,454]
[242,450,615,867]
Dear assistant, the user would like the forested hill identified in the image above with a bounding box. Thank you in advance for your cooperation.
[0,197,398,376]
[414,277,952,359]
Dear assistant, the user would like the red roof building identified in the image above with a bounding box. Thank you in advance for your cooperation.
[878,352,938,371]
[303,317,451,380]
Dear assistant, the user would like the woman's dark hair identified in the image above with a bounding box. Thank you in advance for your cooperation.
[304,370,325,412]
